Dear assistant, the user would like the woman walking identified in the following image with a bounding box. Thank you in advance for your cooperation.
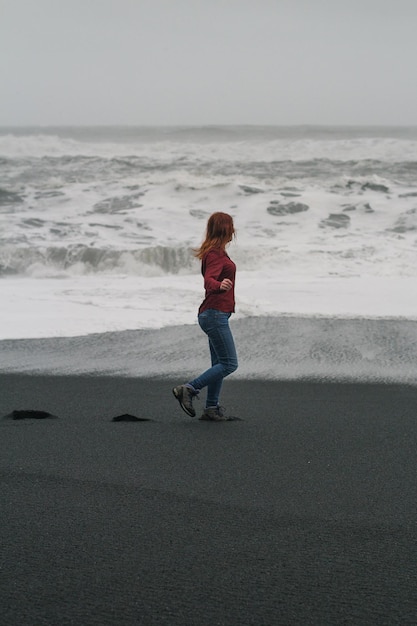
[172,212,238,421]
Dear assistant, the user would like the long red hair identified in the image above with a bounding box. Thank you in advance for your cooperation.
[194,212,235,260]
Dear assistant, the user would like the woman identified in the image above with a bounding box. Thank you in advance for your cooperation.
[172,212,238,421]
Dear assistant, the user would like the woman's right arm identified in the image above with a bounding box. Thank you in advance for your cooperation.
[203,252,225,293]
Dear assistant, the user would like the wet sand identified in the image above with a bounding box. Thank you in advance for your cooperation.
[1,374,416,625]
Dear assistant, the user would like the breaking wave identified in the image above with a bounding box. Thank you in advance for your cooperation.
[0,245,197,277]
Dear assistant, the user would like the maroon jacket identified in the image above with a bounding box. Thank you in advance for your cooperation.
[198,248,236,314]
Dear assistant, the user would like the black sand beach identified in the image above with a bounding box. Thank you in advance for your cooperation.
[1,374,416,625]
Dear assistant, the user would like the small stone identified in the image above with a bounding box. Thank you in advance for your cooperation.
[111,414,151,422]
[3,410,58,420]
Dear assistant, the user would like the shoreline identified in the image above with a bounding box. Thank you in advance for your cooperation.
[1,315,417,384]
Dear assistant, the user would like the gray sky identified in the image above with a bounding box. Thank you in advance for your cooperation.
[1,0,416,126]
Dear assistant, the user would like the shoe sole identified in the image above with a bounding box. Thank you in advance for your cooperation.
[199,414,241,422]
[199,412,229,421]
[198,417,231,422]
[172,387,196,417]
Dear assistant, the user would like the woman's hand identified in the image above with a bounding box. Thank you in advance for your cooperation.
[220,278,233,291]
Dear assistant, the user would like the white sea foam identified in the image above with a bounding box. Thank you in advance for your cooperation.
[1,274,417,340]
[1,126,417,342]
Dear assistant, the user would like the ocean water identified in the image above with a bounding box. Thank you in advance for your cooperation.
[1,125,417,381]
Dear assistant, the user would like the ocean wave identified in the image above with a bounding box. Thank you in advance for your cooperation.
[0,244,197,277]
[0,187,24,205]
[2,155,416,194]
[2,128,417,164]
[2,237,417,281]
[0,242,314,277]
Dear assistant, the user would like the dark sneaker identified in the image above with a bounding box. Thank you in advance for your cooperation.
[172,385,197,417]
[199,405,229,422]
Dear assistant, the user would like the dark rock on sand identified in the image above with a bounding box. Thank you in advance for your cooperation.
[3,410,58,420]
[111,413,151,422]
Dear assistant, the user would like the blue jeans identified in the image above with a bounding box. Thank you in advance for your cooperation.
[188,309,238,408]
